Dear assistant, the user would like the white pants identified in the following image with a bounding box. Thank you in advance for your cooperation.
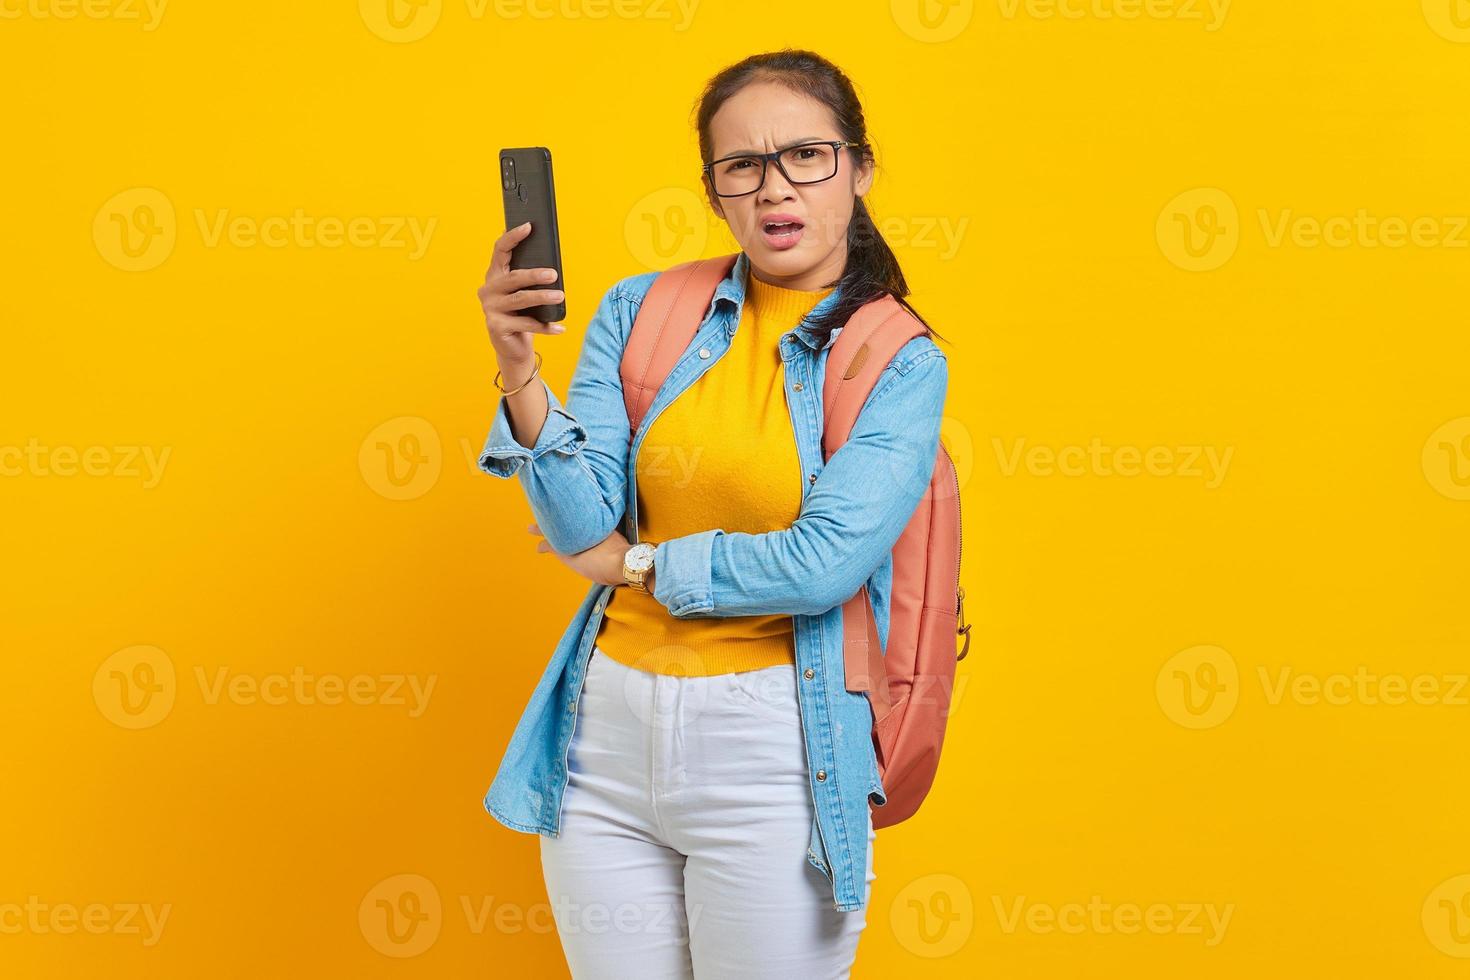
[539,645,875,979]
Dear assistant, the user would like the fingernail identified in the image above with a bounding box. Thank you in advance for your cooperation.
[549,323,566,333]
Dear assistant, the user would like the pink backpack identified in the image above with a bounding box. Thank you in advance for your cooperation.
[618,254,969,829]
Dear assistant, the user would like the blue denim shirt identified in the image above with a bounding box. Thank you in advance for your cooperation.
[477,251,948,912]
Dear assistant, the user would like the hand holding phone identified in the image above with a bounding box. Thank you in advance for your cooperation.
[498,146,565,322]
[478,221,567,370]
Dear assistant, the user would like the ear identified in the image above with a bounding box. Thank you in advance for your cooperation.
[702,174,727,222]
[853,154,874,198]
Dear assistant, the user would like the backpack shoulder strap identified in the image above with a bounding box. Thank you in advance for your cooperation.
[821,293,929,458]
[620,253,739,437]
[819,293,932,727]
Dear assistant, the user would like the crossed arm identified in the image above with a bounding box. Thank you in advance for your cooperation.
[479,280,949,617]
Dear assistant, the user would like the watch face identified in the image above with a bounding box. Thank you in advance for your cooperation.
[625,543,655,572]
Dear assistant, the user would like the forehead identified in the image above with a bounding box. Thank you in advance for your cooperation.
[707,80,838,156]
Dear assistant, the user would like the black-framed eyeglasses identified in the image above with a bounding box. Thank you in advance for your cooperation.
[702,140,864,198]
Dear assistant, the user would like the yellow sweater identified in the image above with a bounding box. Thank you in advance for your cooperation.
[594,267,835,676]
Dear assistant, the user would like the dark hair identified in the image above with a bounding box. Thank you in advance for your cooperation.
[692,48,949,349]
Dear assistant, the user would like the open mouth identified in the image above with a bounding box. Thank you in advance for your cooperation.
[760,217,805,249]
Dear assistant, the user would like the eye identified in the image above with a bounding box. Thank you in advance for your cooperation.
[722,158,757,172]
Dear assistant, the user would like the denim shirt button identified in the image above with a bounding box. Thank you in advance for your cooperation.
[698,347,711,359]
[808,473,817,484]
[815,769,827,781]
[804,667,814,679]
[792,381,803,391]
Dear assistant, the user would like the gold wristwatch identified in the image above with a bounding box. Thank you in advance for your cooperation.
[621,542,657,594]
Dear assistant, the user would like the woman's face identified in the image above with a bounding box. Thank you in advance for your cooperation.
[704,81,873,290]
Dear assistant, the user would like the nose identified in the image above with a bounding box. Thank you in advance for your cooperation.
[758,158,797,201]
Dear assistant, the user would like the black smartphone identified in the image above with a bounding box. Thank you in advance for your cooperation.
[499,146,566,323]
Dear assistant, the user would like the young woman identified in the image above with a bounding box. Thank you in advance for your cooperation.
[476,49,949,979]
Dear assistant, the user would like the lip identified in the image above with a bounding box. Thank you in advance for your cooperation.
[759,213,806,250]
[760,213,805,230]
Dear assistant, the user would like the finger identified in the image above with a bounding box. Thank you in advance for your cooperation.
[500,314,567,335]
[489,222,533,277]
[528,523,541,535]
[482,265,560,292]
[481,267,558,298]
[489,222,532,277]
[495,287,565,313]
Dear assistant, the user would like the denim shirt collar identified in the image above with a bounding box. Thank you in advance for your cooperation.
[711,251,845,352]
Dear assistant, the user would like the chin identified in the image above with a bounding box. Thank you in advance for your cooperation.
[747,240,813,271]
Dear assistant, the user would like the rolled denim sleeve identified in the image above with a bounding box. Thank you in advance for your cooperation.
[479,379,585,478]
[652,341,949,618]
[477,281,637,556]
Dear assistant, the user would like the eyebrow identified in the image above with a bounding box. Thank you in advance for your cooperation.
[713,136,829,160]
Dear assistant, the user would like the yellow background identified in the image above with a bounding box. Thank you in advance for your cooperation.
[4,0,1469,976]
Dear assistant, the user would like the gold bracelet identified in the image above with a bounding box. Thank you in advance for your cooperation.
[494,350,543,396]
